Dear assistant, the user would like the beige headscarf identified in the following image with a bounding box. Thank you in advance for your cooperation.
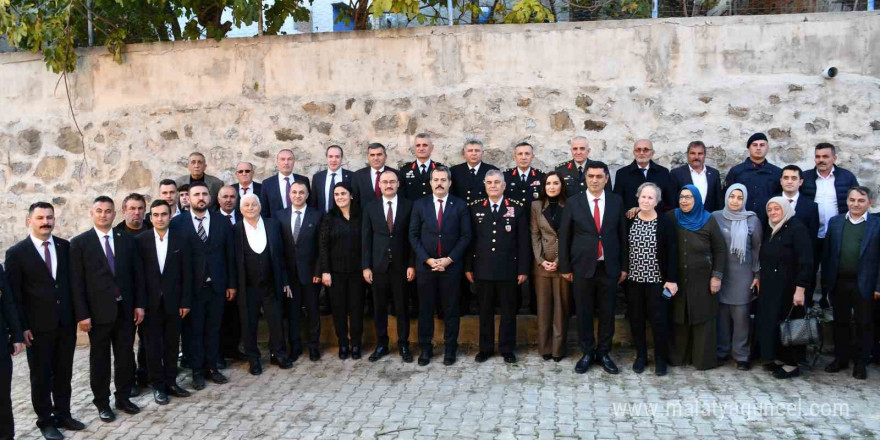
[767,196,796,237]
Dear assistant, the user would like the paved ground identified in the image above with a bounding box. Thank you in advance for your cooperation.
[9,346,880,439]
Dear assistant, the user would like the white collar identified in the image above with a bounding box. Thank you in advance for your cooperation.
[846,212,868,224]
[488,196,504,206]
[469,162,482,172]
[517,167,531,176]
[689,165,707,175]
[278,171,294,181]
[587,190,605,201]
[382,195,398,204]
[220,209,235,217]
[93,226,113,239]
[244,217,263,231]
[29,234,54,248]
[292,205,307,215]
[154,228,168,242]
[637,162,650,171]
[817,166,836,180]
[417,159,432,168]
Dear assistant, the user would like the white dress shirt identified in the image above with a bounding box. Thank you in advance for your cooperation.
[517,167,532,181]
[588,190,606,261]
[30,234,57,279]
[238,185,253,199]
[94,226,115,255]
[191,210,211,238]
[382,195,398,222]
[154,229,169,274]
[637,162,650,178]
[244,218,267,254]
[220,209,237,226]
[278,172,294,209]
[689,165,709,204]
[846,211,868,225]
[417,159,433,174]
[371,167,387,194]
[469,163,482,174]
[815,167,838,238]
[488,196,504,214]
[433,196,447,220]
[324,168,341,212]
[291,205,308,237]
[784,192,800,208]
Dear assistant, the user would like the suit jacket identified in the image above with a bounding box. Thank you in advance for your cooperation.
[0,265,24,344]
[822,214,880,300]
[450,162,499,206]
[70,228,144,325]
[558,191,627,279]
[233,218,289,300]
[175,173,224,207]
[779,194,820,249]
[399,160,444,201]
[670,165,725,213]
[136,229,193,314]
[114,219,153,236]
[613,160,676,212]
[801,167,859,216]
[408,195,472,274]
[232,181,263,207]
[260,173,311,218]
[5,236,73,333]
[362,197,415,273]
[505,168,546,207]
[312,168,354,214]
[554,159,612,198]
[530,200,562,265]
[352,166,399,207]
[277,206,323,286]
[465,198,530,280]
[170,211,236,295]
[218,209,244,226]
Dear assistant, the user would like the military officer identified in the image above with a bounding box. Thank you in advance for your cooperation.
[504,142,545,206]
[451,139,498,206]
[400,133,445,201]
[555,136,610,197]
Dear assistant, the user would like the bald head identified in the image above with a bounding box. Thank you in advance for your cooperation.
[633,139,654,167]
[218,185,238,213]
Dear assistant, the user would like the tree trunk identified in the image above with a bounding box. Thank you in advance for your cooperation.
[165,1,183,40]
[353,0,370,30]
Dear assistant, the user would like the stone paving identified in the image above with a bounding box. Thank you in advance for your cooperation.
[9,346,880,439]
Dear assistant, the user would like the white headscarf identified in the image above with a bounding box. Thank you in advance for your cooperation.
[767,196,795,237]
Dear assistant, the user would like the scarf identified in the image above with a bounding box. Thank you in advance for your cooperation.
[767,196,796,237]
[674,184,711,232]
[721,184,755,263]
[543,197,562,232]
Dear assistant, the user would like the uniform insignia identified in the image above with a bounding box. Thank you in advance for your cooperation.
[504,207,515,218]
[505,225,512,232]
[406,170,415,178]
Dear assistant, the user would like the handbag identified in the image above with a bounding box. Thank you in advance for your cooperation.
[778,305,822,347]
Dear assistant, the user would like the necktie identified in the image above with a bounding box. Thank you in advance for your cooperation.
[374,171,381,198]
[593,198,603,259]
[492,203,499,219]
[386,201,394,233]
[293,211,302,244]
[103,235,116,275]
[641,168,648,178]
[521,173,527,184]
[788,198,794,204]
[196,216,207,242]
[243,187,249,194]
[226,214,233,225]
[420,164,427,177]
[43,241,53,277]
[577,165,584,176]
[284,176,291,208]
[328,173,337,211]
[436,199,444,256]
[470,168,476,177]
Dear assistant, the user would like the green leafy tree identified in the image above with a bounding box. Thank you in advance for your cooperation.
[333,0,555,30]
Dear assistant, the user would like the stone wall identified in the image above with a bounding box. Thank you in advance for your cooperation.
[0,12,879,250]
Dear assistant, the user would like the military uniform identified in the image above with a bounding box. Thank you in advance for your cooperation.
[399,160,444,201]
[466,197,530,356]
[503,167,545,207]
[555,159,611,198]
[450,162,498,206]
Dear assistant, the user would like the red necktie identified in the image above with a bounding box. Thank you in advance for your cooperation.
[243,187,249,194]
[593,198,603,259]
[437,199,444,256]
[374,171,381,198]
[386,201,394,233]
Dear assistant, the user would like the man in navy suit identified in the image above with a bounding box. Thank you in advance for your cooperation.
[778,165,820,259]
[170,182,236,390]
[450,139,499,206]
[0,264,25,440]
[821,187,880,379]
[216,185,245,365]
[613,140,676,215]
[669,141,724,213]
[408,166,472,366]
[352,143,398,207]
[559,162,627,376]
[232,161,262,207]
[260,149,311,218]
[277,181,324,362]
[5,202,84,439]
[312,145,354,214]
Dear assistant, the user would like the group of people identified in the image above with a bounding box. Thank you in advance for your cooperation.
[0,132,878,440]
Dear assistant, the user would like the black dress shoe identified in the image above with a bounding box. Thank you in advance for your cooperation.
[542,354,552,361]
[443,352,456,366]
[97,406,116,423]
[474,352,491,363]
[598,354,619,375]
[279,357,294,369]
[632,357,646,374]
[270,354,282,366]
[575,354,592,374]
[824,358,849,373]
[762,362,783,372]
[772,366,801,379]
[115,398,140,415]
[351,346,362,360]
[369,345,390,362]
[553,356,563,362]
[208,369,228,384]
[339,345,350,360]
[418,348,432,366]
[168,384,191,398]
[853,363,867,380]
[309,348,321,361]
[216,358,228,370]
[192,372,206,390]
[655,360,668,377]
[153,389,169,405]
[289,350,302,363]
[249,360,263,376]
[38,424,64,440]
[736,361,751,371]
[129,384,141,398]
[400,345,413,363]
[55,416,86,431]
[502,353,516,364]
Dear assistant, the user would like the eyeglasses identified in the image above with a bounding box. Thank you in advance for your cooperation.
[680,195,695,201]
[236,170,253,174]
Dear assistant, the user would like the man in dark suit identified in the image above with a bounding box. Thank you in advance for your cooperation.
[559,162,626,376]
[613,140,676,215]
[779,165,821,253]
[0,264,25,440]
[232,161,262,207]
[277,181,324,362]
[157,179,184,219]
[235,194,293,374]
[170,182,236,390]
[555,136,611,198]
[174,152,225,209]
[465,170,530,364]
[215,185,245,366]
[670,141,724,213]
[821,187,880,380]
[450,139,499,206]
[408,166,472,366]
[136,200,193,405]
[5,202,82,440]
[352,143,399,207]
[503,142,545,207]
[217,186,244,226]
[400,133,445,201]
[260,149,311,218]
[362,170,415,363]
[724,133,782,229]
[70,196,145,422]
[312,145,354,214]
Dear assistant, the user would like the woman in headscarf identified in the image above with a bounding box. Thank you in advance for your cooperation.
[711,184,762,371]
[667,185,727,370]
[755,197,813,379]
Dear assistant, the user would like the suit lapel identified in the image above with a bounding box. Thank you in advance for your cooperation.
[859,218,877,257]
[25,239,54,279]
[90,231,113,273]
[600,195,613,234]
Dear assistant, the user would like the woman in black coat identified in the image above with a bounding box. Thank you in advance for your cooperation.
[755,196,813,379]
[318,182,365,359]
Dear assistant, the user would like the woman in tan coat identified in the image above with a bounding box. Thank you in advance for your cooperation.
[531,172,571,361]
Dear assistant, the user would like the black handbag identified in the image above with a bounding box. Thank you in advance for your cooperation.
[779,305,822,347]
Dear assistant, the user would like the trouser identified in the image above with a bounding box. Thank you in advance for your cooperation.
[88,302,134,406]
[671,319,717,370]
[626,281,669,362]
[373,266,410,346]
[475,279,518,354]
[145,297,182,391]
[535,275,571,357]
[131,324,147,385]
[572,264,616,355]
[27,326,76,425]
[241,285,286,362]
[220,297,242,358]
[188,284,224,372]
[288,281,320,353]
[810,237,825,308]
[832,276,875,364]
[717,303,751,362]
[328,272,365,348]
[0,350,12,440]
[417,271,461,351]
